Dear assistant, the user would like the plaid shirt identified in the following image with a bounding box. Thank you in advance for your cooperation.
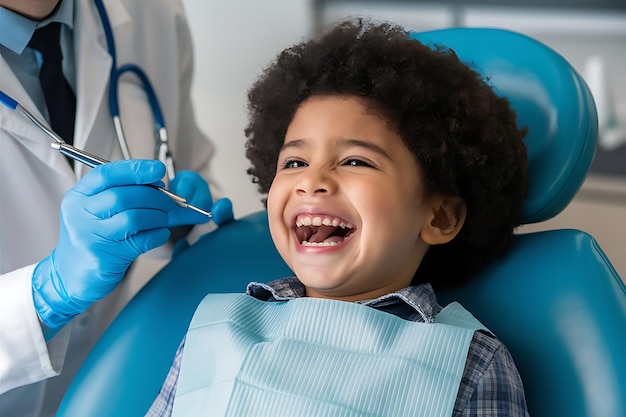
[146,278,529,417]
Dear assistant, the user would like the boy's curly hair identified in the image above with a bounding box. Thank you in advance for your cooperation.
[245,19,528,290]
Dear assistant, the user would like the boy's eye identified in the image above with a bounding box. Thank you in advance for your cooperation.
[343,158,373,168]
[282,159,307,169]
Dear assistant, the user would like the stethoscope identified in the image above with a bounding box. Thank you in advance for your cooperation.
[94,0,175,181]
[0,0,214,217]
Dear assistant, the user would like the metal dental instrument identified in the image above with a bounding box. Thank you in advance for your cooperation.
[0,90,212,218]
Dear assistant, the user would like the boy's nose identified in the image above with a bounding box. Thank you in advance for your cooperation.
[295,168,335,196]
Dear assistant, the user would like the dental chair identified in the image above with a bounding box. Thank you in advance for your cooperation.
[58,28,626,417]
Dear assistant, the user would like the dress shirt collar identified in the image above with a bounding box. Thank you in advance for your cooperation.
[0,0,74,54]
[247,277,443,324]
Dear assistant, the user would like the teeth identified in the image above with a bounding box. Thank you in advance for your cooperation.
[302,240,339,247]
[295,214,354,229]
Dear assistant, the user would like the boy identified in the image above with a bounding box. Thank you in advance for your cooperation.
[147,19,529,416]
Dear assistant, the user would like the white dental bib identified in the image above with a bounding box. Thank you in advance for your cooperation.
[172,293,486,417]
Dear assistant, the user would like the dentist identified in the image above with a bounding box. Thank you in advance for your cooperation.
[0,0,231,415]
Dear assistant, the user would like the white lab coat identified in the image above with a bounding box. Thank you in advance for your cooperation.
[0,0,215,415]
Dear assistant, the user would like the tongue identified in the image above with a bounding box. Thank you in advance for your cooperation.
[296,225,345,244]
[308,225,340,243]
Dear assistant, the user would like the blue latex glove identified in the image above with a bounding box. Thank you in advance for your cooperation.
[168,170,234,226]
[168,170,235,257]
[32,160,178,328]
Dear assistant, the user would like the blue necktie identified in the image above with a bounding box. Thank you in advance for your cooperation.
[28,22,76,144]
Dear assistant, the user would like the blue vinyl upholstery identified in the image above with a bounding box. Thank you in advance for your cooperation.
[58,28,626,417]
[411,29,598,224]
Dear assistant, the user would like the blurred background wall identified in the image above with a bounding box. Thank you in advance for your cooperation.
[180,0,626,278]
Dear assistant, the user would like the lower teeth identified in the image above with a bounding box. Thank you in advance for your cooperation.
[302,240,339,247]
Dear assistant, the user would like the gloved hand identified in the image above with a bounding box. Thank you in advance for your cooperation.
[168,170,234,226]
[32,160,178,328]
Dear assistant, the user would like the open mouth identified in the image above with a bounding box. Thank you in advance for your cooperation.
[294,214,356,247]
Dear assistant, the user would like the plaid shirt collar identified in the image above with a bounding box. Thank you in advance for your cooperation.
[246,277,442,324]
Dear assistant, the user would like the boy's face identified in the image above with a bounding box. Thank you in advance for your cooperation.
[267,95,438,301]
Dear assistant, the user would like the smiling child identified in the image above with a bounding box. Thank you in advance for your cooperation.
[146,19,530,417]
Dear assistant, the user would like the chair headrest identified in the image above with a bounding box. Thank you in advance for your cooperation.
[410,28,598,224]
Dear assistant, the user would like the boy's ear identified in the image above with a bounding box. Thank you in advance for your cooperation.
[420,196,466,245]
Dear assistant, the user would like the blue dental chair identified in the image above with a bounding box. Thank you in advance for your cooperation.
[58,28,626,417]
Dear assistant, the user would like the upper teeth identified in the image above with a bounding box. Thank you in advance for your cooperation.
[295,214,354,229]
